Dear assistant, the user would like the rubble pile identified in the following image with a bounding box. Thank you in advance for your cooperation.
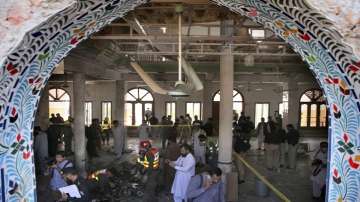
[92,162,149,202]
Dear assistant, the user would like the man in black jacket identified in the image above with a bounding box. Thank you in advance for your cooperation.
[286,124,300,169]
[265,117,282,171]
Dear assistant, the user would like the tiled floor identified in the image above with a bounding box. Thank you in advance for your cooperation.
[37,136,327,202]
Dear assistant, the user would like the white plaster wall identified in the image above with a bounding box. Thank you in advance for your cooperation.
[37,73,327,137]
[307,0,360,58]
[43,77,318,126]
[0,0,75,64]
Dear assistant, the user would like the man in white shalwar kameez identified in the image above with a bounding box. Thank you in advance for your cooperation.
[112,120,124,159]
[310,142,328,199]
[167,144,196,202]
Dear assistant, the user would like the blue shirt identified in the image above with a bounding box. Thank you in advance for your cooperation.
[50,160,73,190]
[186,174,225,202]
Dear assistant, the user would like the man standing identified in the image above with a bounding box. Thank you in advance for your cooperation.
[265,117,281,171]
[192,123,207,165]
[167,144,196,202]
[86,119,100,158]
[145,108,152,124]
[63,117,74,156]
[112,120,124,159]
[256,117,266,150]
[193,115,202,125]
[186,167,225,202]
[163,135,181,194]
[160,116,169,149]
[203,118,214,137]
[138,120,150,141]
[286,124,300,169]
[34,126,48,175]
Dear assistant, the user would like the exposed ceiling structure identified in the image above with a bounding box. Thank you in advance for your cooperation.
[0,0,358,65]
[65,2,309,80]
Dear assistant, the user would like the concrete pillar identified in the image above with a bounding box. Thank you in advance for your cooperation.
[115,80,125,124]
[36,85,49,130]
[202,78,212,121]
[115,80,127,148]
[287,78,299,128]
[73,73,86,175]
[218,46,234,173]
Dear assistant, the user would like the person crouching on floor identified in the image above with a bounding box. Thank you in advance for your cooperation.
[59,167,90,202]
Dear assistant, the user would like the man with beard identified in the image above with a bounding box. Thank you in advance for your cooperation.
[166,144,196,202]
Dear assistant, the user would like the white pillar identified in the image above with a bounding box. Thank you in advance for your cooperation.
[218,46,234,173]
[73,73,86,175]
[287,78,299,128]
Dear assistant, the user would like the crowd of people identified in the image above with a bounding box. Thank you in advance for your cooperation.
[33,109,328,201]
[33,112,126,201]
[232,111,327,200]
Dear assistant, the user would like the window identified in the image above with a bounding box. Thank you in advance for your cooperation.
[186,102,202,121]
[125,88,154,126]
[85,102,92,126]
[49,88,70,121]
[166,102,176,122]
[255,103,269,126]
[213,89,244,118]
[101,101,112,124]
[299,89,328,128]
[279,91,289,116]
[249,29,265,39]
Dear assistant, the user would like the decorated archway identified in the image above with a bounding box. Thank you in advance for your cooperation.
[0,0,359,201]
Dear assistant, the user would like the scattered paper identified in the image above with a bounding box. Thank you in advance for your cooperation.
[59,184,81,198]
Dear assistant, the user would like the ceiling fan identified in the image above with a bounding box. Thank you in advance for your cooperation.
[130,4,203,98]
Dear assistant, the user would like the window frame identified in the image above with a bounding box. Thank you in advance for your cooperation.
[165,101,176,122]
[212,89,245,114]
[101,101,112,124]
[254,102,270,126]
[298,89,328,128]
[84,101,92,126]
[48,87,71,120]
[185,102,202,121]
[125,87,154,126]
